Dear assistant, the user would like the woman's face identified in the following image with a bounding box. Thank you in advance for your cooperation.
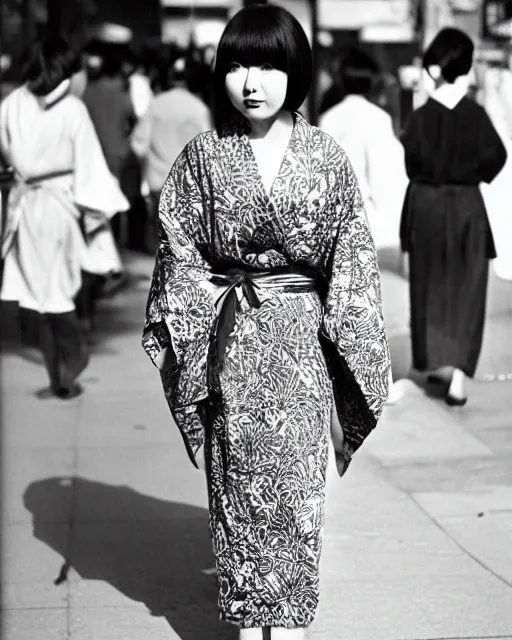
[225,62,288,123]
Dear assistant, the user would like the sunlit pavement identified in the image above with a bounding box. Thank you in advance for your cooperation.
[1,250,511,640]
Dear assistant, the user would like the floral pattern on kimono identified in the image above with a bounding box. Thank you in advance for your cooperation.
[143,113,390,628]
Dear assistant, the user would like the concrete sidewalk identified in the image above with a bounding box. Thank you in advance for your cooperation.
[1,251,511,640]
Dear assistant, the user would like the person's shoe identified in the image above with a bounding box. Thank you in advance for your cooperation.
[54,383,83,400]
[444,368,467,407]
[426,373,450,390]
[445,393,467,407]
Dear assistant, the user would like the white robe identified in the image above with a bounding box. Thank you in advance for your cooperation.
[0,83,129,313]
[319,95,408,251]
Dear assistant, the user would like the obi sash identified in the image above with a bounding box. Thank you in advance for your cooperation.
[208,266,318,375]
[1,169,74,258]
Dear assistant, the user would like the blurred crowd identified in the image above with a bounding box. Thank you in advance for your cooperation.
[0,35,216,397]
[65,39,214,330]
[1,26,511,402]
[75,39,216,257]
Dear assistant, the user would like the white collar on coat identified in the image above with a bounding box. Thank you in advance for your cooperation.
[431,76,469,109]
[33,79,71,109]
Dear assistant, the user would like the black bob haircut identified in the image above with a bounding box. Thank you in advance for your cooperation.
[339,46,380,97]
[423,27,474,84]
[213,2,312,137]
[22,35,81,97]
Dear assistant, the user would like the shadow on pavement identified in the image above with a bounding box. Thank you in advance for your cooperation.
[23,477,237,640]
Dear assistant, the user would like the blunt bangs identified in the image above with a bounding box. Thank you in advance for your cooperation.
[216,10,289,76]
[213,4,312,137]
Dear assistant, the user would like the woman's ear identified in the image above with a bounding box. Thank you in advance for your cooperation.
[427,64,442,81]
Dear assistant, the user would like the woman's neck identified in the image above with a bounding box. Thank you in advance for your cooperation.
[432,76,469,109]
[30,79,71,109]
[247,110,293,141]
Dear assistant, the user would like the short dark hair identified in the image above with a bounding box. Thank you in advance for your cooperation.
[339,46,379,96]
[423,28,474,84]
[22,36,80,97]
[213,2,312,136]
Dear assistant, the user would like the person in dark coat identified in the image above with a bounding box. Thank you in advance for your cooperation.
[400,28,506,405]
[82,51,136,182]
[82,50,134,294]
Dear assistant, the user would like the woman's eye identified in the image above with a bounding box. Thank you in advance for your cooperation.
[228,62,241,73]
[260,63,274,71]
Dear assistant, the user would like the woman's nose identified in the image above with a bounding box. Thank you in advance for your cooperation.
[243,67,261,95]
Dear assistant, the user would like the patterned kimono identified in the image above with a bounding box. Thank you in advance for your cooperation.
[143,113,390,629]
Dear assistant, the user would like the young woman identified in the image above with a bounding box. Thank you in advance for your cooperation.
[400,28,506,405]
[0,36,128,398]
[143,3,390,638]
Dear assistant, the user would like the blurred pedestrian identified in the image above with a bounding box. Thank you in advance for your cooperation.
[131,57,211,254]
[400,28,507,405]
[0,36,128,398]
[83,48,136,258]
[83,49,136,185]
[123,49,154,120]
[320,46,408,253]
[142,3,390,638]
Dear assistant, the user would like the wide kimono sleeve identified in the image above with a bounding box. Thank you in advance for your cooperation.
[320,152,391,476]
[142,144,216,467]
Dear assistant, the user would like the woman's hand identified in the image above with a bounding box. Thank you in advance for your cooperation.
[331,403,352,477]
[330,403,345,452]
[196,445,206,471]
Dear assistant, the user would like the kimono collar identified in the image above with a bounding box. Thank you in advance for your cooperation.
[342,95,368,105]
[431,76,469,110]
[35,79,71,109]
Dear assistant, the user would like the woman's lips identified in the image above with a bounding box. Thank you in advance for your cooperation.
[244,99,262,108]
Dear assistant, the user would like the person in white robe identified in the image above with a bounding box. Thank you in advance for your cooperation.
[320,47,408,253]
[130,57,211,253]
[320,47,408,404]
[0,36,129,398]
